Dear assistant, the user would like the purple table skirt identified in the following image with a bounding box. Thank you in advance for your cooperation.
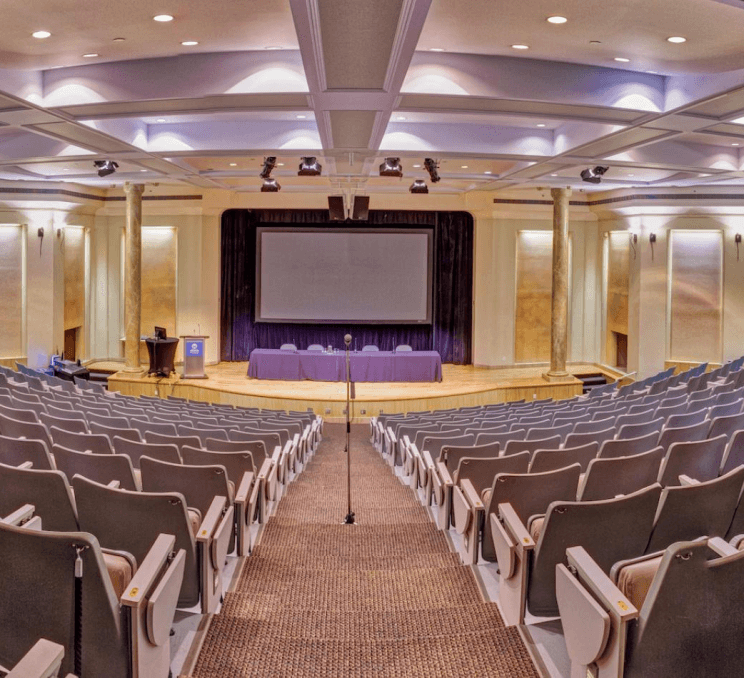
[247,349,443,382]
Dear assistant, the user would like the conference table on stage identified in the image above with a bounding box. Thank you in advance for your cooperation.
[247,348,443,383]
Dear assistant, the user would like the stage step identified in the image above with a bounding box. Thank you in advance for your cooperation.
[577,373,608,394]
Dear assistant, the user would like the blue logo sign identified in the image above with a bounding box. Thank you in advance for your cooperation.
[187,340,203,357]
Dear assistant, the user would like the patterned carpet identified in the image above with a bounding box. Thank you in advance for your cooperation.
[189,423,539,677]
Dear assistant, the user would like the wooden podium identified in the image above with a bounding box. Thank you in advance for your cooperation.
[180,335,209,379]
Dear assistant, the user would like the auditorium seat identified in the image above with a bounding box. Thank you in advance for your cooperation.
[86,413,129,429]
[5,638,65,678]
[307,344,324,350]
[396,344,412,351]
[362,345,379,351]
[72,474,230,614]
[128,417,178,438]
[598,432,660,459]
[656,420,709,452]
[578,447,664,501]
[88,421,142,443]
[0,435,55,470]
[657,435,728,486]
[0,403,39,423]
[0,518,184,678]
[664,409,707,429]
[529,441,599,474]
[113,436,181,467]
[52,444,138,490]
[50,427,113,455]
[564,426,616,449]
[279,343,297,351]
[707,411,744,440]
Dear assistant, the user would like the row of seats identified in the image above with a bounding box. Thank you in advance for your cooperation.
[279,343,412,351]
[371,359,744,678]
[0,367,322,677]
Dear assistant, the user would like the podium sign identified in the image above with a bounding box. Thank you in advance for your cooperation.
[180,335,209,379]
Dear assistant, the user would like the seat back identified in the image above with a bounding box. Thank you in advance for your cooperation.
[279,343,296,350]
[616,417,664,442]
[579,447,665,501]
[646,466,744,553]
[50,427,113,455]
[657,420,710,452]
[181,446,254,484]
[139,455,231,518]
[0,403,38,423]
[177,424,228,445]
[420,433,475,459]
[145,430,202,453]
[527,484,662,618]
[456,452,530,497]
[0,463,78,531]
[475,429,525,448]
[129,417,178,438]
[654,402,689,421]
[205,437,268,467]
[396,344,412,351]
[0,434,54,469]
[529,442,599,474]
[228,429,281,454]
[52,444,138,491]
[708,400,743,421]
[86,413,130,429]
[573,417,615,434]
[624,540,744,678]
[112,436,181,467]
[88,421,142,443]
[721,429,744,476]
[0,413,53,451]
[72,475,199,608]
[615,410,655,429]
[707,411,744,441]
[563,427,616,450]
[361,345,379,351]
[0,521,129,678]
[665,409,707,429]
[439,441,500,469]
[503,435,561,458]
[658,435,728,486]
[525,423,573,443]
[598,431,660,460]
[40,412,88,434]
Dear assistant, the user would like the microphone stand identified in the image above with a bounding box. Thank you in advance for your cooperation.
[343,337,356,524]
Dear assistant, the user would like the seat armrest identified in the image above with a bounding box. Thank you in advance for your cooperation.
[460,478,483,510]
[708,536,738,557]
[566,546,638,620]
[6,639,65,678]
[679,474,699,486]
[196,496,228,543]
[1,503,36,527]
[498,502,534,554]
[121,533,177,607]
[101,547,138,575]
[234,471,255,504]
[271,445,282,463]
[107,480,121,489]
[436,461,453,486]
[730,533,744,550]
[258,457,272,480]
[18,460,33,469]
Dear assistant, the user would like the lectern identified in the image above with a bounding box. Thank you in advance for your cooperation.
[180,335,209,379]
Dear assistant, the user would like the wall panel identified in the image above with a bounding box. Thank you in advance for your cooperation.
[515,231,553,363]
[64,227,85,331]
[140,227,177,361]
[605,231,630,366]
[0,226,24,357]
[669,230,722,364]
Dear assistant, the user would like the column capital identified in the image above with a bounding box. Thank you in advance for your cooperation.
[550,186,572,200]
[124,182,145,196]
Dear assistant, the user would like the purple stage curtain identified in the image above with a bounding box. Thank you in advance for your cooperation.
[220,209,473,364]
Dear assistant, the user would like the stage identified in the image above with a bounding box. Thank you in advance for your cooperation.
[104,361,622,419]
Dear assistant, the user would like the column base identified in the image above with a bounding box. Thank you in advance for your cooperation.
[121,365,146,375]
[542,370,572,383]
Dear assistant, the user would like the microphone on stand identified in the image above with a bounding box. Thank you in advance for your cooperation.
[343,333,355,525]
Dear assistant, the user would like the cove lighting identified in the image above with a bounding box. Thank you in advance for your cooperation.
[667,36,686,43]
[296,115,307,119]
[733,143,740,146]
[153,14,174,22]
[511,44,529,50]
[396,116,407,120]
[156,119,166,123]
[32,31,51,39]
[181,41,198,46]
[265,46,283,50]
[614,57,630,63]
[82,53,99,58]
[536,123,546,127]
[547,16,567,23]
[429,48,445,52]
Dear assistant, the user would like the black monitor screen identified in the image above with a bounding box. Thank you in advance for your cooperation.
[154,326,167,340]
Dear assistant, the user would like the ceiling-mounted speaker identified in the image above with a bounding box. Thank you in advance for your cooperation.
[352,195,369,220]
[328,195,345,221]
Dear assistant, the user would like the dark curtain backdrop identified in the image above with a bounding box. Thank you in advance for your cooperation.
[220,209,473,364]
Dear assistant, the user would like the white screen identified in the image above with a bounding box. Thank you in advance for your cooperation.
[257,229,431,323]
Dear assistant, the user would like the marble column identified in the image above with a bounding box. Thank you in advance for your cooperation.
[123,183,145,372]
[543,187,571,382]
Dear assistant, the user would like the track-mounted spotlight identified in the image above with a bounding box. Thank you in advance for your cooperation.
[580,165,608,184]
[260,178,281,192]
[379,157,403,177]
[260,156,277,179]
[409,179,428,194]
[298,157,322,176]
[423,158,440,183]
[94,160,118,177]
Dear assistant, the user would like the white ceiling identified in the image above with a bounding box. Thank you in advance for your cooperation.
[0,0,743,194]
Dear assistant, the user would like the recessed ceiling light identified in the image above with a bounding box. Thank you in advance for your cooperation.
[396,116,406,120]
[113,37,126,42]
[667,36,686,43]
[484,171,492,174]
[296,114,307,119]
[536,123,546,127]
[589,40,602,45]
[511,44,529,50]
[82,53,99,58]
[627,173,634,176]
[265,46,282,50]
[547,15,567,23]
[63,168,70,171]
[277,163,285,166]
[461,165,469,169]
[140,169,148,172]
[412,164,421,168]
[733,143,741,146]
[429,48,445,52]
[700,173,711,177]
[156,118,166,123]
[229,163,237,166]
[550,174,558,177]
[181,41,198,46]
[614,57,630,63]
[32,31,51,39]
[153,14,174,22]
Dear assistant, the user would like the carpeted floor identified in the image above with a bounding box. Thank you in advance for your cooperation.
[189,423,539,677]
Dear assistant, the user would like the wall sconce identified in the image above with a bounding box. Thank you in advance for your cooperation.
[736,233,741,261]
[649,232,656,261]
[629,231,638,259]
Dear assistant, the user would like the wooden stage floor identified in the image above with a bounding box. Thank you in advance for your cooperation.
[105,361,620,419]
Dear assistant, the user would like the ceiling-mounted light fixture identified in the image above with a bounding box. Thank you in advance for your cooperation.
[93,160,119,177]
[261,178,281,192]
[298,157,322,176]
[260,156,277,179]
[379,157,403,177]
[424,158,441,183]
[580,165,608,184]
[409,179,428,194]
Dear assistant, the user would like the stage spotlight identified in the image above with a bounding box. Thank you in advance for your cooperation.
[580,165,609,184]
[423,158,441,183]
[260,156,277,179]
[298,157,322,176]
[260,178,281,192]
[94,160,119,177]
[409,179,428,194]
[379,157,403,177]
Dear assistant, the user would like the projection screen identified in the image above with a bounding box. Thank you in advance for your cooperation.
[256,228,433,324]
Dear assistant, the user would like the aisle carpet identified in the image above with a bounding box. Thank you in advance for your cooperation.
[189,423,539,677]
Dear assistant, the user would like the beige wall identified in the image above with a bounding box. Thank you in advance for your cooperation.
[0,225,24,357]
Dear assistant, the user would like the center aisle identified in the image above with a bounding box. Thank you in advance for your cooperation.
[190,424,539,677]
